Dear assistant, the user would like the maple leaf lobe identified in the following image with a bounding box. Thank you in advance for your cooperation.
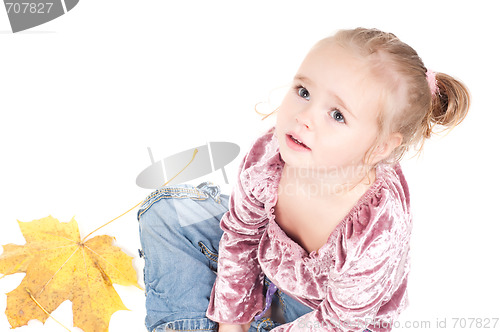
[0,216,139,332]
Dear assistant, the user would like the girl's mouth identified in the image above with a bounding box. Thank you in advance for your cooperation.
[286,134,311,151]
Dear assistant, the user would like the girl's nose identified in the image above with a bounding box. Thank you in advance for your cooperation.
[295,107,313,129]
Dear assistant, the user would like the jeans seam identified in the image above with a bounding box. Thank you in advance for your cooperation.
[257,317,273,330]
[138,187,209,220]
[277,289,285,310]
[169,329,215,331]
[154,322,217,332]
[198,242,218,263]
[144,186,206,202]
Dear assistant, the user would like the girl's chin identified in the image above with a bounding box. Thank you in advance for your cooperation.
[279,154,317,169]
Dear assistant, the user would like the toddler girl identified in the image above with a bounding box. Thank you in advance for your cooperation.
[138,27,470,332]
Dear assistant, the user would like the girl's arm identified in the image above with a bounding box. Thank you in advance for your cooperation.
[206,131,277,324]
[207,178,267,323]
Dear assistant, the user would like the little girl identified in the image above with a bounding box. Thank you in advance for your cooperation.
[137,28,470,332]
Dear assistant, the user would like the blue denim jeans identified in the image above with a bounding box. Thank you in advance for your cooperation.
[137,182,316,332]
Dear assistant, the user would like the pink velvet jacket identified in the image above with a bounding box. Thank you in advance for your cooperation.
[206,128,412,331]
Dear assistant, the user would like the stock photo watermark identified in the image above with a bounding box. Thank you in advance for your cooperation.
[297,317,499,330]
[136,142,241,189]
[3,0,79,33]
[276,164,377,198]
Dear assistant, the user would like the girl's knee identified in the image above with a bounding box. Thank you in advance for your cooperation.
[137,182,227,232]
[137,185,195,229]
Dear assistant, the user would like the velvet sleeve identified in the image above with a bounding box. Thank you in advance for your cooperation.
[272,187,411,332]
[206,137,273,324]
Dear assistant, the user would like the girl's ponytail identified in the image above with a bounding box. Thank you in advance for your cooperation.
[314,28,472,163]
[423,72,470,138]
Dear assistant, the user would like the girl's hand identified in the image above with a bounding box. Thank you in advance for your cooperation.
[218,322,252,332]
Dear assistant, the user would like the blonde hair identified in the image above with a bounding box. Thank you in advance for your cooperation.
[320,27,471,164]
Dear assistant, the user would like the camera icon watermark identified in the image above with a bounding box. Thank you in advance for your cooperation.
[136,142,240,190]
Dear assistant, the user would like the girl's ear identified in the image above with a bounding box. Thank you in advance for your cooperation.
[369,133,403,165]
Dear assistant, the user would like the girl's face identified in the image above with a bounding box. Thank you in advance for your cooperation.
[275,42,389,173]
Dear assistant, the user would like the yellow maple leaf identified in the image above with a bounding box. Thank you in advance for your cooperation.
[0,215,140,332]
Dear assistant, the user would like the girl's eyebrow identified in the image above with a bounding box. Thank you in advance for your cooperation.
[294,75,357,120]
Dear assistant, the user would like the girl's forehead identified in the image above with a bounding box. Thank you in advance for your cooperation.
[300,43,370,75]
[296,42,399,119]
[298,43,380,89]
[305,42,403,93]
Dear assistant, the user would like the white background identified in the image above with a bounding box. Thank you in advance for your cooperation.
[0,1,498,331]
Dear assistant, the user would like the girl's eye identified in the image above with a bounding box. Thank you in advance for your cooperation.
[297,87,310,100]
[328,109,345,123]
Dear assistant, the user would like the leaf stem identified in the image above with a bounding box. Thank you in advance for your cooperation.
[81,148,199,242]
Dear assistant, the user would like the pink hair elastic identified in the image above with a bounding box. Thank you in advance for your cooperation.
[426,70,439,96]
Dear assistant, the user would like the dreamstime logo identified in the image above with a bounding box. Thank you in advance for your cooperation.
[3,0,79,33]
